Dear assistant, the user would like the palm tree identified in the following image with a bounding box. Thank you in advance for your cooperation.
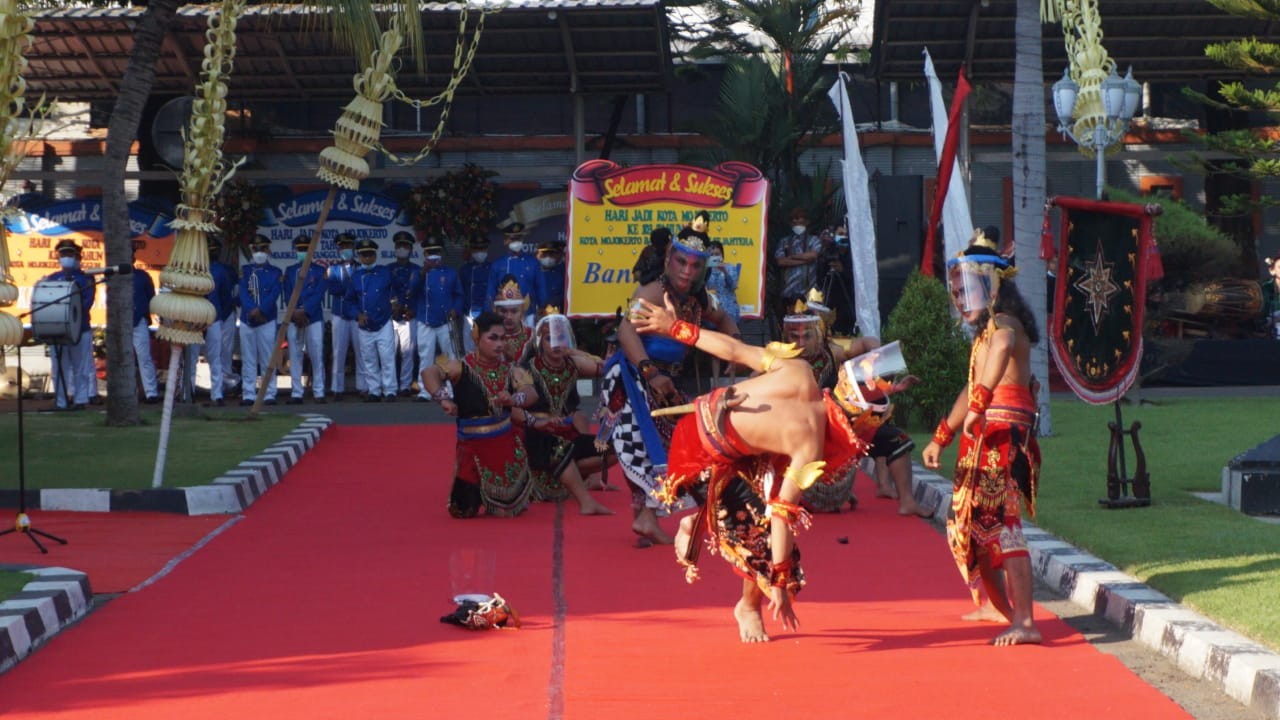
[1012,0,1051,434]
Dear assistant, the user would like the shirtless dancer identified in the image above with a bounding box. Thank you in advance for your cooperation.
[631,295,892,642]
[922,231,1042,646]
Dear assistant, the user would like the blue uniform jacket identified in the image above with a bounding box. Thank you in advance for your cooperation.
[540,262,566,311]
[459,260,492,315]
[284,261,327,323]
[207,261,238,322]
[132,268,155,327]
[326,261,361,320]
[485,252,544,313]
[346,263,398,332]
[239,263,283,326]
[40,268,96,333]
[410,265,463,328]
[388,261,420,312]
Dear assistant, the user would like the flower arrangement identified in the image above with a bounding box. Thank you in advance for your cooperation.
[403,163,497,242]
[210,178,266,252]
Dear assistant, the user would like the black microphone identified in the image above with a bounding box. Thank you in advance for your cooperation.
[82,264,135,277]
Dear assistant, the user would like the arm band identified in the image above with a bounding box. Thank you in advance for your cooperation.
[932,419,956,448]
[510,391,528,408]
[968,384,993,415]
[768,559,796,589]
[670,319,701,347]
[767,499,812,534]
[637,359,659,381]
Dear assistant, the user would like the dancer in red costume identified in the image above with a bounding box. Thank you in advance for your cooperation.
[922,228,1043,646]
[630,294,906,642]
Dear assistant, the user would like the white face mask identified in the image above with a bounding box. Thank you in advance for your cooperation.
[792,225,806,235]
[58,256,77,269]
[426,254,443,263]
[508,241,524,253]
[539,257,557,268]
[252,251,269,265]
[395,247,411,260]
[471,251,488,263]
[708,256,723,267]
[340,249,354,261]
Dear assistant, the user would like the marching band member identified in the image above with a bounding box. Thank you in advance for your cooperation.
[283,233,327,404]
[388,231,420,396]
[346,237,399,402]
[411,237,463,401]
[238,235,282,406]
[41,239,96,410]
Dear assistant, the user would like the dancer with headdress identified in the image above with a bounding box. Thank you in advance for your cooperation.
[782,289,928,516]
[520,306,614,515]
[628,293,905,642]
[491,275,534,362]
[596,228,740,547]
[922,227,1043,646]
[420,310,536,518]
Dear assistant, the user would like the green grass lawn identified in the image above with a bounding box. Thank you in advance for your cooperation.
[0,569,32,603]
[0,411,303,490]
[913,396,1280,650]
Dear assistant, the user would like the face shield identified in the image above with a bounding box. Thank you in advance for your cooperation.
[837,341,908,413]
[535,313,575,352]
[946,256,1003,314]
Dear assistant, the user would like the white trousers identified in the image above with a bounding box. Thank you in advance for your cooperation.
[238,320,278,402]
[415,321,456,399]
[219,316,237,391]
[132,321,158,399]
[392,317,415,392]
[357,322,396,396]
[330,316,365,394]
[203,319,226,401]
[288,320,326,399]
[50,331,94,408]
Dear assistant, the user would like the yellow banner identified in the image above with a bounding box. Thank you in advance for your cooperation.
[565,160,769,318]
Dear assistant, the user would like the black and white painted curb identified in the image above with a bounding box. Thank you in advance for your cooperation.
[0,414,333,516]
[0,565,91,674]
[911,464,1280,719]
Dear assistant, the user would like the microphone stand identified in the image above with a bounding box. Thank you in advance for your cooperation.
[0,278,95,552]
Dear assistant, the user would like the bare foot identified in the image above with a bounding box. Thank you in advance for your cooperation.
[961,602,1008,623]
[632,519,673,546]
[674,515,695,560]
[734,598,769,643]
[897,500,933,518]
[992,625,1042,646]
[578,498,615,516]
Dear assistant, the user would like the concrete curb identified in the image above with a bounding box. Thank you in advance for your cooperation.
[0,565,91,674]
[910,463,1280,719]
[0,414,333,516]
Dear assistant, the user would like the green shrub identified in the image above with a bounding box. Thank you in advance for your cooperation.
[882,270,970,429]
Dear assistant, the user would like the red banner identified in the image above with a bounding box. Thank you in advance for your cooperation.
[570,160,767,209]
[922,67,971,276]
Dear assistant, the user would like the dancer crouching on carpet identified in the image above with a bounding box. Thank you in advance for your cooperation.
[421,311,537,518]
[596,230,739,547]
[922,228,1042,646]
[520,306,614,516]
[629,294,907,642]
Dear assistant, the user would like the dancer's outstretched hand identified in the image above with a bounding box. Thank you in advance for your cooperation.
[768,586,799,633]
[629,294,677,336]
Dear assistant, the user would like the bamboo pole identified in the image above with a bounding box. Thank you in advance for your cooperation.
[151,349,184,488]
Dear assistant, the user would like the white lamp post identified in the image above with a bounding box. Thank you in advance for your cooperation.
[1052,65,1141,199]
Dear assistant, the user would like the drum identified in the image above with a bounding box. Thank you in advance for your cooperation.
[30,280,82,345]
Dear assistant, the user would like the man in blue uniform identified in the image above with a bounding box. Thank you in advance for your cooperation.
[41,239,96,410]
[130,241,159,404]
[411,238,463,401]
[388,231,420,396]
[347,237,399,402]
[238,234,282,406]
[485,223,544,327]
[284,233,327,404]
[202,233,238,406]
[326,232,365,400]
[537,239,567,311]
[458,234,492,354]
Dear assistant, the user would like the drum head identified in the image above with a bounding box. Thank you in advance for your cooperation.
[31,280,82,345]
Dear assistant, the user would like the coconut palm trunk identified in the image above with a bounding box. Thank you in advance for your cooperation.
[1013,0,1051,435]
[103,0,180,428]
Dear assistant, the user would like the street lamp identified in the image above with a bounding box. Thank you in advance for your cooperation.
[1052,65,1141,199]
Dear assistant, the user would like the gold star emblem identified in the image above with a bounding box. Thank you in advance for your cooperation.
[1073,239,1120,332]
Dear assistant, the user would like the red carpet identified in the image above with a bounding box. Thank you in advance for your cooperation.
[0,424,1190,719]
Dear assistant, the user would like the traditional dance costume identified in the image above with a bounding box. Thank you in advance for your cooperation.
[523,353,600,501]
[945,326,1041,603]
[447,353,534,518]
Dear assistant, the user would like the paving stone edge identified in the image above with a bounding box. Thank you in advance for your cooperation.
[0,566,91,674]
[910,463,1280,719]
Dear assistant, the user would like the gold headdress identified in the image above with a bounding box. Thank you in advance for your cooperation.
[971,226,999,251]
[493,277,528,311]
[783,287,827,336]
